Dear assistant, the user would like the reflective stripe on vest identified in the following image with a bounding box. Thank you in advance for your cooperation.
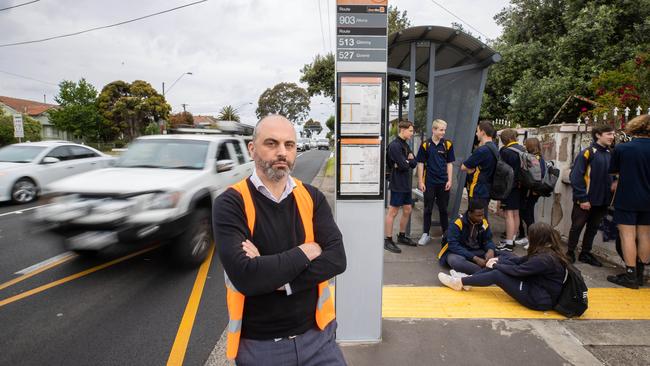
[224,178,335,360]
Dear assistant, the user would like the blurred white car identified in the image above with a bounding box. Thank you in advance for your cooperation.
[317,138,330,150]
[35,134,254,267]
[0,141,114,204]
[297,138,311,151]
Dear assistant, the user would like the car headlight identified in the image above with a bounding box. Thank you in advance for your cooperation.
[141,191,181,210]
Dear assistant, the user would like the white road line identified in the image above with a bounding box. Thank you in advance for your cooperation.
[15,252,74,275]
[0,203,50,218]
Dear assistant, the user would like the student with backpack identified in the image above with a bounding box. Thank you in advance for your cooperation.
[461,121,498,214]
[416,119,455,246]
[607,115,650,289]
[384,120,418,253]
[496,129,527,252]
[518,138,547,248]
[568,125,616,266]
[438,222,571,312]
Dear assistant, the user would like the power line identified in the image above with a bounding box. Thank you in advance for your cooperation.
[0,0,40,12]
[325,0,333,52]
[0,0,208,48]
[316,0,327,53]
[0,69,58,86]
[428,0,490,40]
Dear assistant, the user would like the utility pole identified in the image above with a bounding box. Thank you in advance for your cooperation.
[162,82,165,96]
[181,103,188,112]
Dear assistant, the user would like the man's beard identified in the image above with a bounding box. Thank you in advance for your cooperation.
[256,156,294,182]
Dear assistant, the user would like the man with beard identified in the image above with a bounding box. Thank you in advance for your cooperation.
[212,115,347,365]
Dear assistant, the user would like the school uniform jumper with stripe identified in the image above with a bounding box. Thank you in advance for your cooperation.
[568,142,612,253]
[416,138,455,234]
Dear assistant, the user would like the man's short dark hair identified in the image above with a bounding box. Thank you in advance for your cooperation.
[499,128,518,145]
[398,120,414,130]
[478,120,496,138]
[468,199,486,212]
[591,124,614,141]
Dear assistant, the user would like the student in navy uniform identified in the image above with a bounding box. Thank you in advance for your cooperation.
[518,138,547,248]
[384,120,418,253]
[416,119,455,246]
[567,125,616,266]
[461,120,498,214]
[438,222,568,312]
[495,129,526,252]
[437,200,496,274]
[607,115,650,289]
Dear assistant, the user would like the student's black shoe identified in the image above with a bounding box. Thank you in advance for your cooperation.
[397,235,418,247]
[578,252,603,267]
[567,250,576,264]
[638,262,645,286]
[607,272,639,289]
[384,238,402,253]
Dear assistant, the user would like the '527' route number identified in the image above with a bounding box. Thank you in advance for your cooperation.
[338,51,355,60]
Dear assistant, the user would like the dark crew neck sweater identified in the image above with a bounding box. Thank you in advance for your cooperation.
[212,179,346,339]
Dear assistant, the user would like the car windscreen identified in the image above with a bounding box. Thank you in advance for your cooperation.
[115,139,209,169]
[0,145,47,163]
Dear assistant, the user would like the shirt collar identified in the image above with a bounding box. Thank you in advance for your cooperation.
[250,169,296,203]
[506,141,518,147]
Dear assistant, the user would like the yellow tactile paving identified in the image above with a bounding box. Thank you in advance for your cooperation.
[382,286,650,320]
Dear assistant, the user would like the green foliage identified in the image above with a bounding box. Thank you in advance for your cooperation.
[590,52,650,118]
[48,78,104,141]
[217,105,241,122]
[325,115,335,132]
[144,121,160,135]
[0,109,42,146]
[482,0,650,126]
[169,112,194,127]
[303,118,323,135]
[388,5,411,34]
[256,82,311,122]
[300,53,335,102]
[97,80,171,141]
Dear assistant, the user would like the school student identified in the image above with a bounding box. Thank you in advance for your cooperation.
[416,119,455,245]
[461,121,498,213]
[607,115,650,289]
[438,222,568,312]
[517,138,547,248]
[567,125,616,266]
[496,129,525,251]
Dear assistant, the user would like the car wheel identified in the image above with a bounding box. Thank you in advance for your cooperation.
[11,178,38,204]
[171,207,213,268]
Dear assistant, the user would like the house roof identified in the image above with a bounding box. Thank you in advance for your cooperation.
[193,115,218,125]
[0,95,57,116]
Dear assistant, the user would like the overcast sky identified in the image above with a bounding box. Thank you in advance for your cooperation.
[0,0,509,130]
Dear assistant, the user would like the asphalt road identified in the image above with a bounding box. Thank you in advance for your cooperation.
[0,148,331,366]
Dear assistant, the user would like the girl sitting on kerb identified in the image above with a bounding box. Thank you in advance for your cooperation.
[438,222,568,311]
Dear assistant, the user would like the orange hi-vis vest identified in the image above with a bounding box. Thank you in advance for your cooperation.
[224,178,336,360]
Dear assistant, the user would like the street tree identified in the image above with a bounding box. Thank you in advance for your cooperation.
[303,118,323,136]
[482,1,650,126]
[217,105,241,122]
[97,80,171,141]
[48,78,103,142]
[256,82,310,122]
[169,111,194,127]
[325,115,335,139]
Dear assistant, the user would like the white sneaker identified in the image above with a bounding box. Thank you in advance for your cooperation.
[438,272,463,291]
[418,233,430,246]
[515,237,529,246]
[449,270,472,291]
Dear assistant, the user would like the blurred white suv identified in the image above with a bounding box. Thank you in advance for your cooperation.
[35,134,254,267]
[0,141,114,204]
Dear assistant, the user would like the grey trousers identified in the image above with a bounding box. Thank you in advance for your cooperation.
[236,321,347,366]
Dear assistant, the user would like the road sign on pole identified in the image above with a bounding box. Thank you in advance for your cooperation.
[13,114,24,142]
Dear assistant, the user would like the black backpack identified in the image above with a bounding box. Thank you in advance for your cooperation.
[486,143,514,200]
[554,264,589,318]
[507,146,542,189]
[532,161,560,197]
